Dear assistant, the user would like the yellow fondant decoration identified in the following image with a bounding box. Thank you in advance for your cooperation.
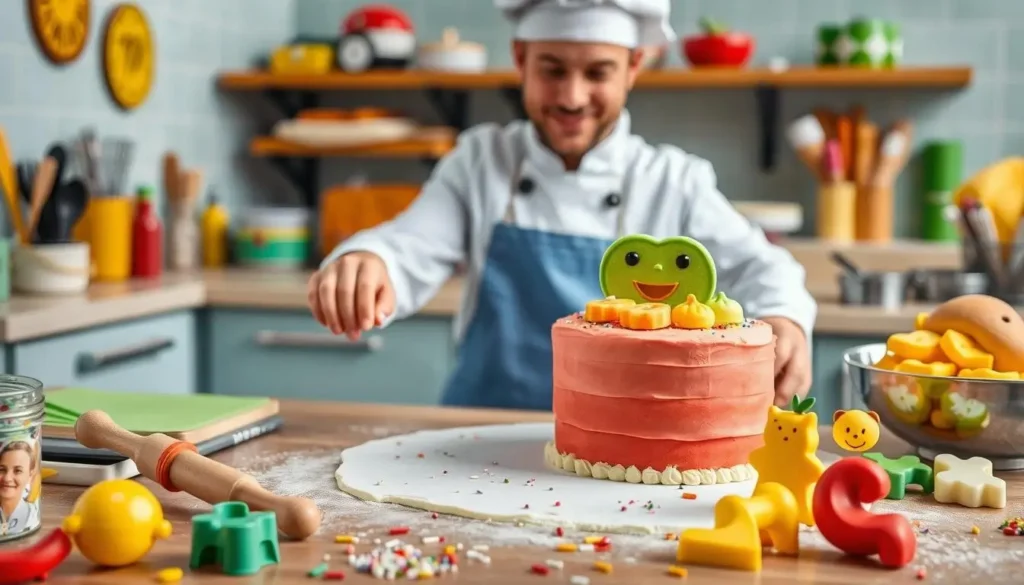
[883,382,932,425]
[102,3,154,110]
[939,330,995,370]
[670,294,715,329]
[28,0,90,65]
[893,359,958,377]
[886,330,944,362]
[620,302,671,330]
[915,312,929,330]
[748,398,824,526]
[706,291,744,326]
[958,368,1020,380]
[676,482,799,572]
[583,297,635,323]
[873,352,902,370]
[831,409,880,452]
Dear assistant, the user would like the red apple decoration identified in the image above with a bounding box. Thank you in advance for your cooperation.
[683,17,754,68]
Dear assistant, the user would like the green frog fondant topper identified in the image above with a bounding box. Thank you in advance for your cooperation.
[599,235,717,307]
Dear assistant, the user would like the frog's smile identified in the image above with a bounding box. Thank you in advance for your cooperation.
[632,281,678,302]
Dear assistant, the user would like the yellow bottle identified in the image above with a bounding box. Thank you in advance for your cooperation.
[201,192,229,268]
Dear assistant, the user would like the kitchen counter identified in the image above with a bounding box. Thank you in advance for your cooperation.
[27,399,1024,583]
[0,239,969,342]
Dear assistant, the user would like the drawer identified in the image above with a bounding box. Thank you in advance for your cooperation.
[812,334,885,413]
[207,309,454,404]
[13,311,197,394]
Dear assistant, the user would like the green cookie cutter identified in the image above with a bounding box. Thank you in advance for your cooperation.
[190,501,281,576]
[599,234,717,307]
[863,453,934,500]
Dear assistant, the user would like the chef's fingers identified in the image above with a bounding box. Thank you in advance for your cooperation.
[316,268,341,334]
[307,273,327,326]
[355,260,382,331]
[335,256,361,340]
[775,341,810,407]
[376,278,396,325]
[773,336,790,377]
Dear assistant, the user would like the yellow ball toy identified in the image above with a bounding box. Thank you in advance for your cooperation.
[61,479,172,567]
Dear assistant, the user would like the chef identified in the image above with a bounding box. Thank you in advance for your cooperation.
[309,0,818,410]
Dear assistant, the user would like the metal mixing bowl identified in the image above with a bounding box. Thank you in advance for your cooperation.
[844,343,1024,470]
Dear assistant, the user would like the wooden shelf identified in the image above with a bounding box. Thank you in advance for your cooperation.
[218,66,973,91]
[250,131,455,159]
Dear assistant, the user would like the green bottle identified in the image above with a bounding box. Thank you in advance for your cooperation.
[921,141,962,242]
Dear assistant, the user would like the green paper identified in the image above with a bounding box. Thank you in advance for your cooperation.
[863,452,934,499]
[599,235,717,307]
[43,388,271,433]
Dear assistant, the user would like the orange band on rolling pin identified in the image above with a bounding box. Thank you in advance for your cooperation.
[155,441,197,492]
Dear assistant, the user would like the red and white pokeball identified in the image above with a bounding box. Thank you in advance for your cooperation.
[337,4,416,73]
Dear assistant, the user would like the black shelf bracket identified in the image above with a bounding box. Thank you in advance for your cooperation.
[425,88,470,130]
[501,87,526,119]
[265,90,318,119]
[268,156,320,208]
[755,84,780,172]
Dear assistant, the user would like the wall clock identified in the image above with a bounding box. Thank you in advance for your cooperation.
[101,3,154,110]
[28,0,91,65]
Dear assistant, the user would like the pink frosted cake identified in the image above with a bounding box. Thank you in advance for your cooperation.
[544,234,775,485]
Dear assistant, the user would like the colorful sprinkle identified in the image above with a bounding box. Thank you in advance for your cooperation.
[916,567,927,580]
[155,568,183,583]
[593,561,613,574]
[324,570,346,580]
[583,536,604,544]
[556,543,578,552]
[545,559,565,570]
[432,512,439,519]
[569,576,590,585]
[531,564,550,575]
[555,527,564,537]
[554,501,561,507]
[664,533,676,540]
[667,565,688,578]
[307,562,329,578]
[335,535,360,544]
[971,526,980,535]
[681,492,697,500]
[999,517,1024,535]
[389,526,411,536]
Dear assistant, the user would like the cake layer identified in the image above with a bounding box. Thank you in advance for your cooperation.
[551,313,775,471]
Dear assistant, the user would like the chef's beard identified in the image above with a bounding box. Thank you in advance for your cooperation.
[530,110,620,168]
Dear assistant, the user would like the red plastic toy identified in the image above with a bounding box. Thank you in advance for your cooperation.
[0,527,73,584]
[812,457,917,568]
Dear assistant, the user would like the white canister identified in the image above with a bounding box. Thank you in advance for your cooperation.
[417,28,487,73]
[12,242,91,295]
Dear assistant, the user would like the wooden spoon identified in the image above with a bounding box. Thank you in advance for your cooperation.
[27,156,57,243]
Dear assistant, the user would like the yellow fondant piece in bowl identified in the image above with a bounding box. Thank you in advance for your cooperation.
[893,359,958,378]
[957,368,1019,380]
[670,294,715,329]
[939,330,994,370]
[620,302,671,330]
[706,291,744,326]
[873,352,902,370]
[887,330,944,362]
[584,297,635,323]
[915,312,930,330]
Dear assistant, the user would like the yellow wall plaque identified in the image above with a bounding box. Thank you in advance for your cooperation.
[102,3,154,110]
[28,0,91,64]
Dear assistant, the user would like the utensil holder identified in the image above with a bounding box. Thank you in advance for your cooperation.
[12,242,91,295]
[838,270,910,309]
[82,196,134,281]
[816,182,856,242]
[855,183,894,242]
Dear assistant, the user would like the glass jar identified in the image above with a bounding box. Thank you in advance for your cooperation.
[0,375,44,542]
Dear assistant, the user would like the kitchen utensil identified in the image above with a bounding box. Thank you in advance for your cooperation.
[416,28,487,73]
[835,114,852,180]
[78,128,101,195]
[785,115,825,181]
[169,169,202,271]
[830,251,862,278]
[51,180,89,242]
[858,120,912,242]
[11,242,91,295]
[162,152,180,201]
[27,156,57,242]
[86,195,133,281]
[838,270,909,309]
[101,138,134,195]
[906,269,988,302]
[0,127,26,243]
[845,343,1024,471]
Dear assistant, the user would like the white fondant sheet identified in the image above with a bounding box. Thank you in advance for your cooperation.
[334,422,757,534]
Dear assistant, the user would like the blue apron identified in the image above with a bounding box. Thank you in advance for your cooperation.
[441,150,633,411]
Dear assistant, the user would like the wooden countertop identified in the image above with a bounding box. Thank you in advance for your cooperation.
[0,239,971,342]
[18,400,1024,583]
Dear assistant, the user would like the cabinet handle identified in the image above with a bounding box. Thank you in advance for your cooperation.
[76,337,176,375]
[254,330,384,352]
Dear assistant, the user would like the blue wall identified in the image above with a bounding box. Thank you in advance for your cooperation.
[0,0,299,222]
[297,0,1022,238]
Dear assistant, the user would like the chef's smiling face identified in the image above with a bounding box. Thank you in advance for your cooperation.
[0,446,30,501]
[513,41,641,168]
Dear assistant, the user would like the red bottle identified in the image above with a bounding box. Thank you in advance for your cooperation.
[132,186,163,278]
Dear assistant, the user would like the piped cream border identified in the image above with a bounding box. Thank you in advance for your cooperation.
[544,441,756,486]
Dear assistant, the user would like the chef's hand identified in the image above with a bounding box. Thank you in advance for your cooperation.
[761,317,811,408]
[307,251,395,340]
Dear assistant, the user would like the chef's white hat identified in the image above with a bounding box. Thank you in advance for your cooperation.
[495,0,675,48]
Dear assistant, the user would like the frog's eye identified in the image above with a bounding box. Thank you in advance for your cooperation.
[625,251,640,266]
[675,254,690,269]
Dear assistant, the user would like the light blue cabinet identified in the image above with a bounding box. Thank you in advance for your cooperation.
[207,309,455,404]
[811,334,885,414]
[12,311,197,394]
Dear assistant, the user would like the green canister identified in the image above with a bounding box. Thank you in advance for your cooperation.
[843,18,899,67]
[816,24,843,65]
[921,140,963,242]
[0,375,44,542]
[884,21,903,67]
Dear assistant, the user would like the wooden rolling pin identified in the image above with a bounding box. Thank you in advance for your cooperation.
[74,410,321,540]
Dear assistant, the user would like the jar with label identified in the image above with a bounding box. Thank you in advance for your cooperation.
[0,375,44,542]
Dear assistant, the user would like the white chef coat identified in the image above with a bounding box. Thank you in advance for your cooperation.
[324,110,818,342]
